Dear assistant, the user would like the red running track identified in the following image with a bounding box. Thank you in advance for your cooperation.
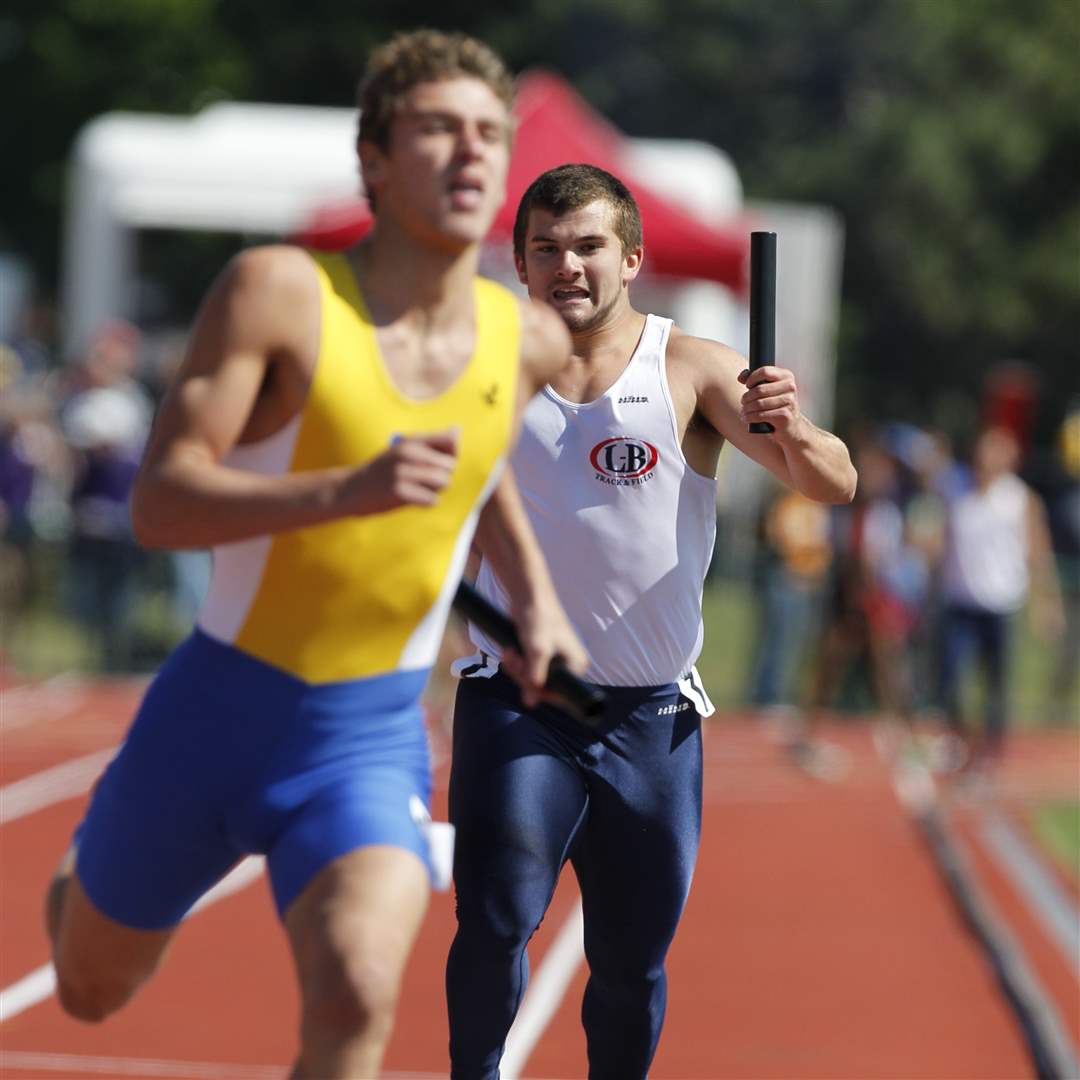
[2,678,1072,1078]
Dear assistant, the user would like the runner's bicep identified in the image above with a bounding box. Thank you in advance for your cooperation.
[145,252,298,467]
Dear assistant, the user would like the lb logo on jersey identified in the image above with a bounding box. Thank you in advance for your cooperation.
[590,437,659,487]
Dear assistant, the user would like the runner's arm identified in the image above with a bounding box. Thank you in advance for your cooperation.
[470,308,583,697]
[677,333,857,504]
[473,466,588,700]
[132,247,457,549]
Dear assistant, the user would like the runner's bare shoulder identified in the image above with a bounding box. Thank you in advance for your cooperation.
[151,245,323,452]
[665,325,745,390]
[191,244,322,374]
[517,297,572,391]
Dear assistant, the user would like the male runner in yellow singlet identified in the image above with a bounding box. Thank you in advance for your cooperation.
[45,30,585,1079]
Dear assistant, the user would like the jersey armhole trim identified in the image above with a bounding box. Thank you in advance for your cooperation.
[658,322,719,485]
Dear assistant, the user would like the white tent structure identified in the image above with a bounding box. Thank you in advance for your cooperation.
[61,100,750,359]
[62,103,364,359]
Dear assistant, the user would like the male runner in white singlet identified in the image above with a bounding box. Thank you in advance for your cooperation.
[445,164,858,1079]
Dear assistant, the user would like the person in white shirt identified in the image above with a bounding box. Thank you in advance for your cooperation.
[445,164,857,1080]
[937,425,1064,768]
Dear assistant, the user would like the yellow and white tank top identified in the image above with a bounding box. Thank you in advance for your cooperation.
[197,250,519,685]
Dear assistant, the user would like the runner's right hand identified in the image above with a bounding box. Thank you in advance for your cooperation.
[340,429,459,515]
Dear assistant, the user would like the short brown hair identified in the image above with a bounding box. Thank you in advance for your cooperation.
[357,29,515,149]
[513,164,643,261]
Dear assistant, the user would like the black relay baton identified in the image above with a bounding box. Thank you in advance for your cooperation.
[748,230,777,435]
[453,580,607,726]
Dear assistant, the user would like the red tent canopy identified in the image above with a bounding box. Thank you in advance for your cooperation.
[294,71,749,292]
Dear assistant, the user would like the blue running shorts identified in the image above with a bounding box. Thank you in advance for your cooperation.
[75,629,433,930]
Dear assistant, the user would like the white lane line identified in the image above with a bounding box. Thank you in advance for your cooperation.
[0,1050,287,1078]
[500,898,585,1079]
[1,747,113,1022]
[980,810,1080,978]
[872,722,1080,1080]
[0,749,116,824]
[0,967,57,1024]
[1,675,91,731]
[0,1050,446,1079]
[0,857,266,1024]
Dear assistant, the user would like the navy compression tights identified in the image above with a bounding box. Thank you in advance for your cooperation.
[445,671,703,1080]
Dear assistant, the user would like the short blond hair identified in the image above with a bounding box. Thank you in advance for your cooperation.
[357,29,514,149]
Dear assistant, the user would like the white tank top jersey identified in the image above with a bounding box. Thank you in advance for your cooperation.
[469,314,718,690]
[941,472,1030,613]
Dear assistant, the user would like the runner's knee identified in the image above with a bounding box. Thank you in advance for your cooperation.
[585,942,667,1001]
[454,896,539,954]
[48,861,167,1023]
[300,952,401,1047]
[54,962,140,1023]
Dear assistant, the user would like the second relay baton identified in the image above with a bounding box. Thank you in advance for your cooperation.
[453,580,606,726]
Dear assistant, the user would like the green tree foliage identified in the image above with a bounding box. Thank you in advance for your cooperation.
[483,0,1080,438]
[4,0,1077,437]
[4,1,244,275]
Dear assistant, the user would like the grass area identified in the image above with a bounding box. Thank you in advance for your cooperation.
[1030,801,1080,882]
[6,602,186,676]
[4,548,188,677]
[4,608,97,674]
[1008,611,1080,729]
[5,562,1078,732]
[697,578,760,708]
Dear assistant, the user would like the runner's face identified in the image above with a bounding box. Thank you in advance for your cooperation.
[516,200,642,333]
[362,77,512,248]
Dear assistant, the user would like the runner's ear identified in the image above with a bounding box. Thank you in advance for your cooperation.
[621,245,644,286]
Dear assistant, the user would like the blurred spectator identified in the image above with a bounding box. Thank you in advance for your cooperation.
[0,358,38,643]
[5,302,55,381]
[1,354,73,661]
[982,361,1039,455]
[0,350,36,535]
[58,320,154,425]
[935,426,1065,771]
[60,322,152,672]
[790,436,929,779]
[748,484,831,709]
[810,438,925,719]
[893,426,954,708]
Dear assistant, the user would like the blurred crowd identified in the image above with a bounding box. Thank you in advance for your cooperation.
[0,313,208,673]
[747,410,1079,777]
[2,310,1077,765]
